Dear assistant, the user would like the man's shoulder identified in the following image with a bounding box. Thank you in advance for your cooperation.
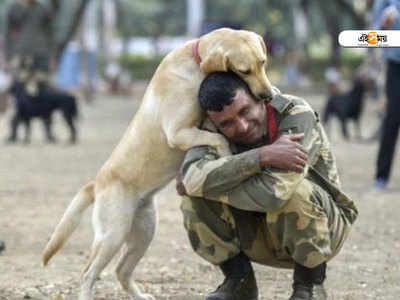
[270,87,315,117]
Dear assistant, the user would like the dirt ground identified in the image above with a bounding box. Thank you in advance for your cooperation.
[1,86,399,300]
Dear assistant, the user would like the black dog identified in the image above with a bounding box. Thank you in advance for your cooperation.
[7,82,78,144]
[322,74,375,140]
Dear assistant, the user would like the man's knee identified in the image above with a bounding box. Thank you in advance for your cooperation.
[181,196,234,234]
[267,180,341,267]
[180,196,240,264]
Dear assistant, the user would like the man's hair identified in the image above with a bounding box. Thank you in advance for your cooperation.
[198,71,251,112]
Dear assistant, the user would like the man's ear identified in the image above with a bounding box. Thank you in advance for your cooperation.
[200,48,229,73]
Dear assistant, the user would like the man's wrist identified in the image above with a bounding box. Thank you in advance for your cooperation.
[258,146,270,168]
[247,149,262,173]
[232,149,262,175]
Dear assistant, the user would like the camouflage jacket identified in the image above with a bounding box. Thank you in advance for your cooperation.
[5,0,54,59]
[180,88,358,226]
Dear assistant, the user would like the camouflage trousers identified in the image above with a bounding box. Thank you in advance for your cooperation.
[181,178,351,269]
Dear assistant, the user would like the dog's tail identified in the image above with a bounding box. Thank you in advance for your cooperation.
[42,181,95,266]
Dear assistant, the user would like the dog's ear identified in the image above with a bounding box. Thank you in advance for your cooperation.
[258,35,267,55]
[200,48,229,73]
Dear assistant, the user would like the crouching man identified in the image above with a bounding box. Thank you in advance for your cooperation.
[177,72,357,300]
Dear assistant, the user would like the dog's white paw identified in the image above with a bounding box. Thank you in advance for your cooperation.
[140,294,155,300]
[217,143,232,157]
[214,136,231,157]
[130,293,155,300]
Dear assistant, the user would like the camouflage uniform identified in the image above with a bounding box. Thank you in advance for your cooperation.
[5,0,54,96]
[180,88,358,269]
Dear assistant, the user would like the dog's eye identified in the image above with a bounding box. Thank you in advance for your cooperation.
[239,69,251,75]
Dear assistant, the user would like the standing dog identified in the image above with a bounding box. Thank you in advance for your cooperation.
[42,28,271,300]
[7,82,78,144]
[322,71,374,140]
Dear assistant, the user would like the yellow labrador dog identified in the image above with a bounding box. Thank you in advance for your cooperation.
[42,28,272,300]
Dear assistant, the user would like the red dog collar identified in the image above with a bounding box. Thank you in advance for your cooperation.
[192,40,201,65]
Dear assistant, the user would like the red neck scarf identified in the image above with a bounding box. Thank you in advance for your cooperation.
[265,102,278,143]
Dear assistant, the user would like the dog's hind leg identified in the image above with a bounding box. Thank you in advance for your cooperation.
[23,118,31,144]
[340,117,350,140]
[42,116,57,143]
[62,110,77,144]
[116,197,157,300]
[6,113,20,142]
[79,183,138,300]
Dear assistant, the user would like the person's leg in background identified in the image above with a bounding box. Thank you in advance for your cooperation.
[374,61,400,190]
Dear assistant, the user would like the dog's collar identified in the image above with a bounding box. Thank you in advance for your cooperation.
[192,40,201,65]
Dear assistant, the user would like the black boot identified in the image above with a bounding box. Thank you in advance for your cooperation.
[206,252,258,300]
[289,262,327,300]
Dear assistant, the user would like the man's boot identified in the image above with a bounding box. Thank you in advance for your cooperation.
[206,252,258,300]
[289,262,327,300]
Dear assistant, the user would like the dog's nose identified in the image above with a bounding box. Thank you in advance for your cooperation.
[258,92,273,101]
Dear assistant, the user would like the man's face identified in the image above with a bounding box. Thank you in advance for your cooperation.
[208,89,266,145]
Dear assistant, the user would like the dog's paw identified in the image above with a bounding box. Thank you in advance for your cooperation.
[48,137,58,144]
[216,142,231,157]
[217,147,232,157]
[138,294,155,300]
[5,136,17,144]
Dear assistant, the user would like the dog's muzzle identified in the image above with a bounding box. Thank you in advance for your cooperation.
[258,92,273,102]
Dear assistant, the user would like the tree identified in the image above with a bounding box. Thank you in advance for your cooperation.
[115,0,186,37]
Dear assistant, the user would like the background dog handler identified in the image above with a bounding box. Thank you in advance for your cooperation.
[177,72,358,300]
[4,0,79,144]
[371,0,400,191]
[4,0,55,141]
[5,0,54,95]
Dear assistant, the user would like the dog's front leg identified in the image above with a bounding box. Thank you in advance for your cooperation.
[159,92,231,156]
[166,126,231,157]
[7,113,20,142]
[23,118,31,144]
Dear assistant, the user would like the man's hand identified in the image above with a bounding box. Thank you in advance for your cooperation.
[258,133,308,173]
[381,5,398,29]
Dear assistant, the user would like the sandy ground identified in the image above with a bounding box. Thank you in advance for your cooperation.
[0,87,399,300]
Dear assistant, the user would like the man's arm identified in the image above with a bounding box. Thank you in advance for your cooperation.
[179,103,318,212]
[372,0,397,29]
